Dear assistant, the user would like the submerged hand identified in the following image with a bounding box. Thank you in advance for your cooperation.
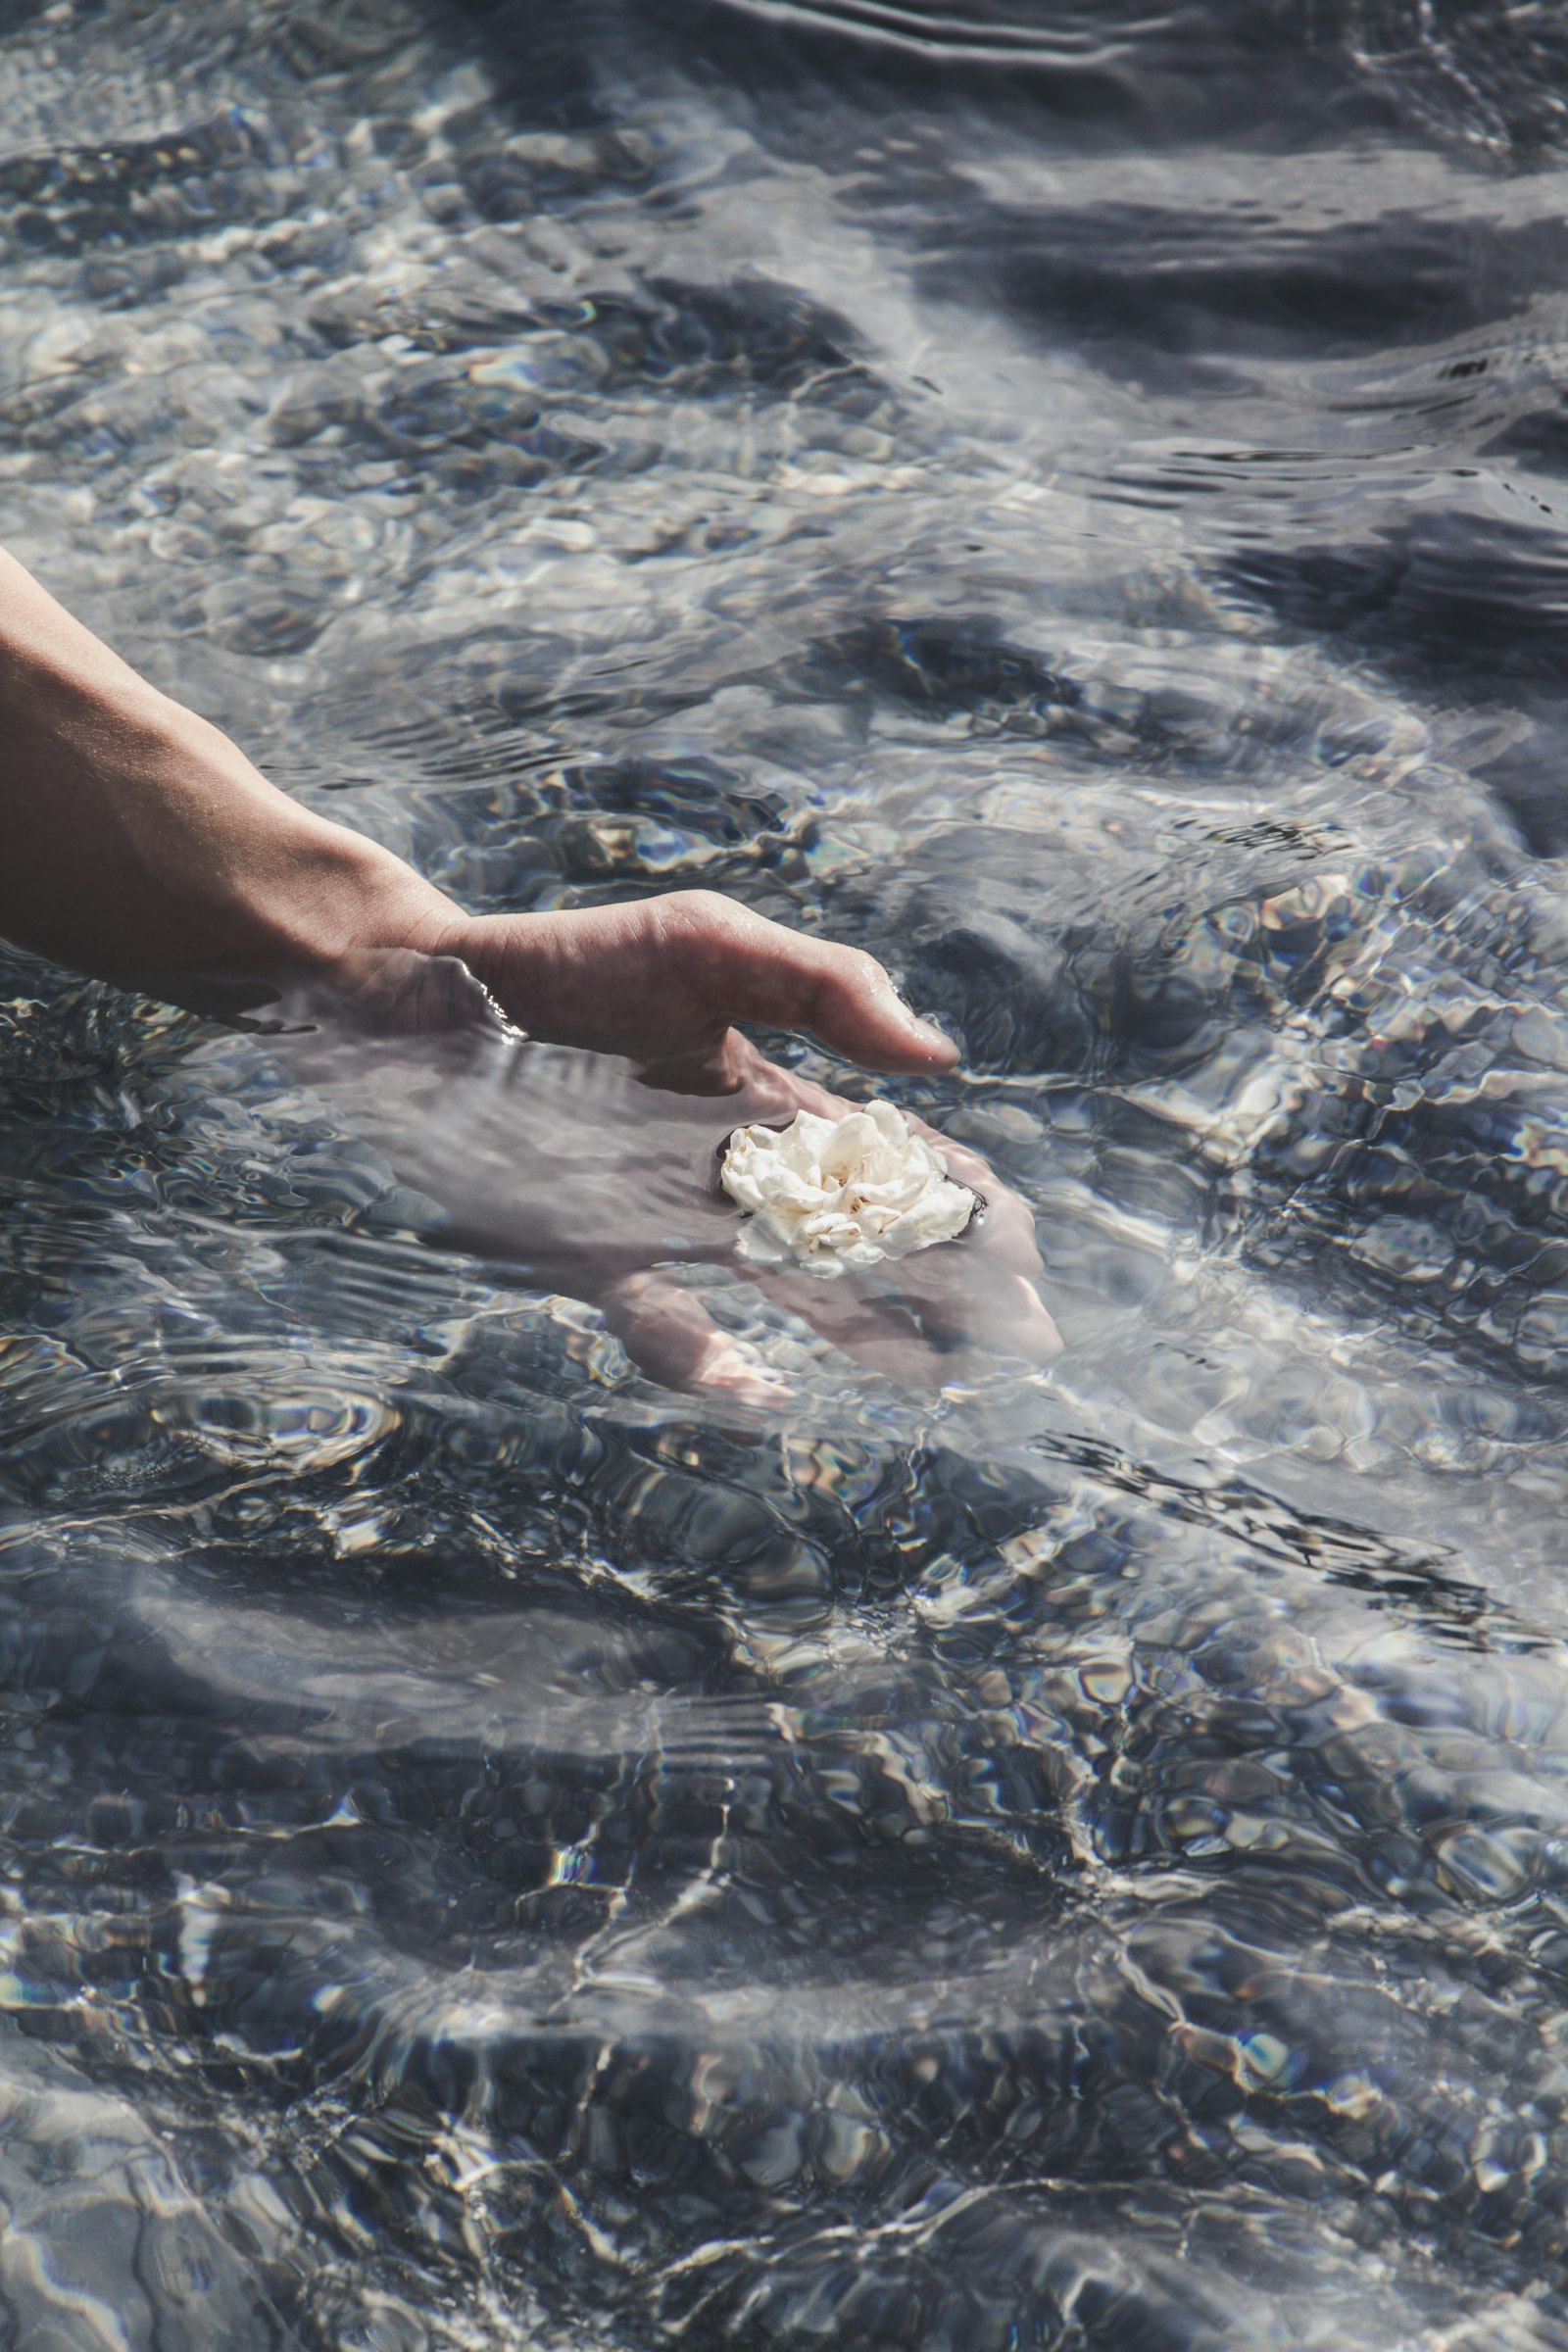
[505,1047,1058,1397]
[271,956,1058,1399]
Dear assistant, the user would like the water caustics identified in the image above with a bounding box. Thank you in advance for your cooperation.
[8,0,1568,2345]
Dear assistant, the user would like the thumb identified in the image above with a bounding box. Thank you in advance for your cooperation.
[677,898,957,1074]
[798,938,958,1073]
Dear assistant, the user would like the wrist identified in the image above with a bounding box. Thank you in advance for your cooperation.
[1,680,456,990]
[0,545,466,994]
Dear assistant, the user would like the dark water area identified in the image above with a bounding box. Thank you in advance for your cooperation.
[9,0,1568,2344]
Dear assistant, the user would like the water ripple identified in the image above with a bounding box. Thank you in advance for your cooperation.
[7,0,1568,2343]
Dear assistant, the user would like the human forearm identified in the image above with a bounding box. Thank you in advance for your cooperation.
[0,548,449,988]
[0,548,956,1087]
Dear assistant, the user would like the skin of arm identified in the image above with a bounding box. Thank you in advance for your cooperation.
[0,547,956,1092]
[0,551,1060,1390]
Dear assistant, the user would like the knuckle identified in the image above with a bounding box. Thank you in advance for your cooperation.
[826,941,881,987]
[663,886,718,927]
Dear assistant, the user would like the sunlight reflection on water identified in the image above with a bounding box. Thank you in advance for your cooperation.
[7,0,1568,2343]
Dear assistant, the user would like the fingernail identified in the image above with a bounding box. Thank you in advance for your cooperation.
[880,971,954,1054]
[888,987,940,1036]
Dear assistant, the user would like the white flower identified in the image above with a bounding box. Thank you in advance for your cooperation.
[719,1101,977,1279]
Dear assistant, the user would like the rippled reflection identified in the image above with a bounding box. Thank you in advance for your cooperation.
[9,0,1568,2344]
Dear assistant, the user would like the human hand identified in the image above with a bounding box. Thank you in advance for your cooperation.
[422,888,960,1096]
[476,1044,1058,1397]
[0,546,1054,1393]
[0,552,945,1095]
[269,954,1058,1399]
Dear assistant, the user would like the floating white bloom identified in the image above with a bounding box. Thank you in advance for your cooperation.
[720,1101,977,1279]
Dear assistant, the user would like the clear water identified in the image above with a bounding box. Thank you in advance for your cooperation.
[7,0,1568,2343]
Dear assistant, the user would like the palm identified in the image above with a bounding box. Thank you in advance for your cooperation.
[271,925,1058,1397]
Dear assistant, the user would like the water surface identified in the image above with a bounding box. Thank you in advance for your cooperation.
[5,0,1568,2343]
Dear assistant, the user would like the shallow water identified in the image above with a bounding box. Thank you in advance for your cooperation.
[8,0,1568,2343]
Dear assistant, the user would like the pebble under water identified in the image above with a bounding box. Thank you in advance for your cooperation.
[10,0,1568,2344]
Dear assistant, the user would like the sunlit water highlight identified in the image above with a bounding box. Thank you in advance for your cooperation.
[6,0,1568,2343]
